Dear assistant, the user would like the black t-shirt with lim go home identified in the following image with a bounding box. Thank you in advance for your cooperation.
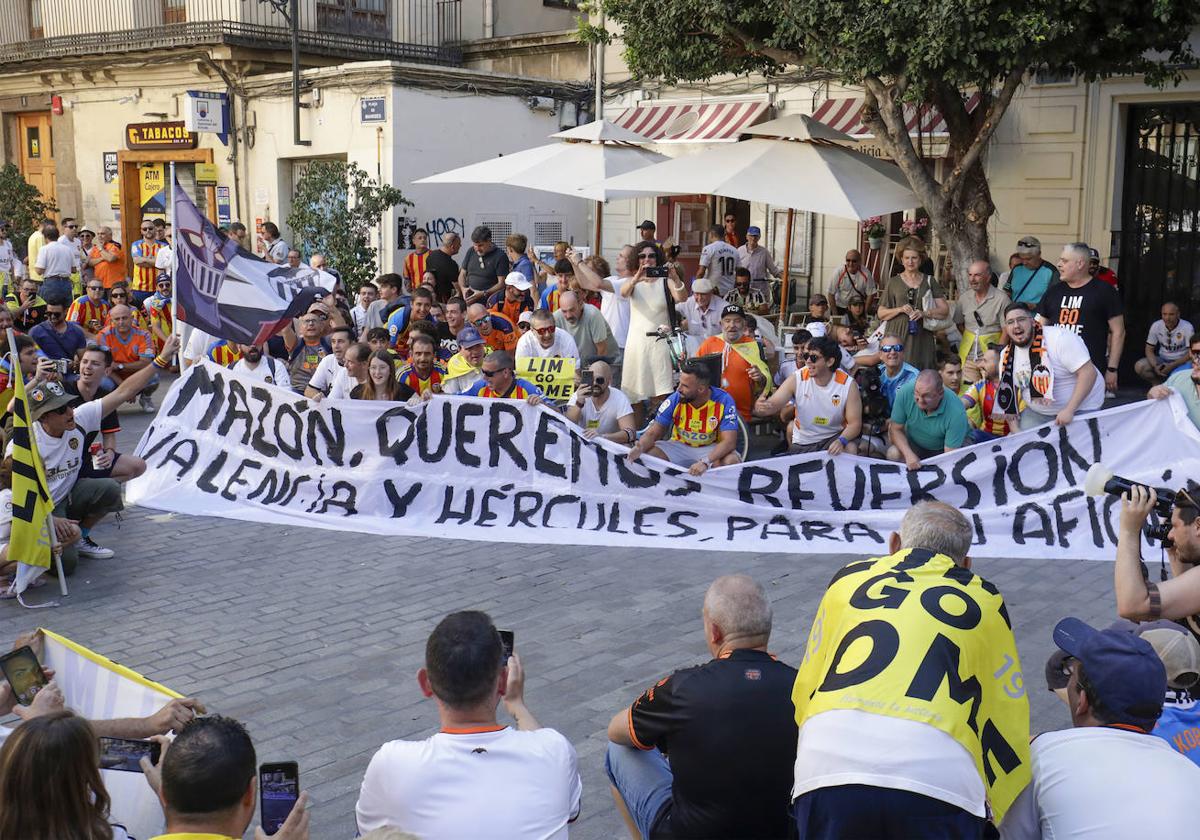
[1037,277,1124,373]
[627,648,798,839]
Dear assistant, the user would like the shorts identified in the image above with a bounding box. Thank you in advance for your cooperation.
[655,439,718,467]
[789,430,842,454]
[907,439,944,460]
[79,451,121,480]
[51,477,123,576]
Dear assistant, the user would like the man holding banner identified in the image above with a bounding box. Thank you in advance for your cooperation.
[10,334,179,578]
[463,351,544,405]
[790,501,1030,837]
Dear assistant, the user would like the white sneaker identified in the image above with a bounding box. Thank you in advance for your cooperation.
[77,536,114,559]
[139,393,154,412]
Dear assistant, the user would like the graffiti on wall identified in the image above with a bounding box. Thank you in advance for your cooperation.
[397,214,467,250]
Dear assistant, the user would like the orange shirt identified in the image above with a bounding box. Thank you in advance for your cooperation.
[90,243,127,289]
[696,335,762,422]
[478,312,518,353]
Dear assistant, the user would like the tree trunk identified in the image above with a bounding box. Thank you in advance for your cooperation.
[927,158,993,298]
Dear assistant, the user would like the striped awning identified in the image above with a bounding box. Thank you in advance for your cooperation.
[812,92,983,138]
[612,100,771,143]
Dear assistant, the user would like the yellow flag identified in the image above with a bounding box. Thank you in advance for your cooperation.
[792,548,1031,821]
[9,369,54,593]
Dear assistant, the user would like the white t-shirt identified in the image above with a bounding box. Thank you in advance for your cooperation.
[600,274,632,347]
[183,327,215,365]
[155,244,173,272]
[7,400,105,506]
[1146,318,1195,364]
[1014,325,1105,416]
[307,353,347,396]
[699,240,740,296]
[0,239,16,278]
[230,357,291,390]
[0,487,11,550]
[793,709,986,817]
[999,726,1200,840]
[515,329,580,365]
[356,726,582,839]
[35,239,78,278]
[578,387,634,435]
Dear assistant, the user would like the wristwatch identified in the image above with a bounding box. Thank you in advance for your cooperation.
[116,363,125,371]
[1107,366,1117,372]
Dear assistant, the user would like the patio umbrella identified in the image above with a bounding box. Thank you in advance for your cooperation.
[414,119,668,247]
[599,114,918,318]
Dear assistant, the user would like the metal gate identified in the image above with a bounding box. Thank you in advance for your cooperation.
[1116,103,1200,361]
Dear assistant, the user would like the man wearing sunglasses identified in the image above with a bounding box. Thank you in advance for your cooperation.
[465,302,517,353]
[29,297,87,365]
[565,359,634,443]
[462,350,543,405]
[515,308,579,366]
[87,227,126,293]
[129,220,161,307]
[954,259,1009,384]
[17,334,179,574]
[1002,617,1199,840]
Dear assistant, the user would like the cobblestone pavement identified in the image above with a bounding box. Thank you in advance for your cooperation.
[2,401,1122,839]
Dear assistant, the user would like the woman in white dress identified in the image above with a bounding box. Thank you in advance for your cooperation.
[620,243,688,425]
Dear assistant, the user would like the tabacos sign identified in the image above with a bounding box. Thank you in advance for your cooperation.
[126,121,198,150]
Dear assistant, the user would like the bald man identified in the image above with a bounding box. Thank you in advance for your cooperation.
[606,575,798,840]
[97,303,159,409]
[829,249,877,313]
[565,359,635,443]
[955,259,1009,384]
[886,369,971,469]
[554,290,615,363]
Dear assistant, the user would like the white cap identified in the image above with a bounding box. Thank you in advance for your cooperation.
[692,277,717,294]
[807,322,827,338]
[1141,627,1200,689]
[505,272,532,291]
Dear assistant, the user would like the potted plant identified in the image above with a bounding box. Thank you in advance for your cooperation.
[900,216,929,239]
[864,217,886,250]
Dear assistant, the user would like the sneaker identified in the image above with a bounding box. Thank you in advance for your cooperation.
[139,393,154,412]
[77,537,114,560]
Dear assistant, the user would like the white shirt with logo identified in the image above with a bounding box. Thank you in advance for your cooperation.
[579,388,634,435]
[1015,326,1104,416]
[8,399,105,506]
[307,353,348,397]
[791,368,854,445]
[230,357,291,390]
[1146,318,1195,364]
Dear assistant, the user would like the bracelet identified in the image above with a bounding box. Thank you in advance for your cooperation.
[838,435,849,446]
[1146,581,1163,619]
[625,428,636,444]
[152,355,170,370]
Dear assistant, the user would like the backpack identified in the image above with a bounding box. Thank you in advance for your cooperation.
[853,364,890,436]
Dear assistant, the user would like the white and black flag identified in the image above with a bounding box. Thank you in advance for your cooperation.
[172,179,336,345]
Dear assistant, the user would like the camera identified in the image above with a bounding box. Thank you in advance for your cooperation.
[645,266,669,278]
[1084,464,1175,547]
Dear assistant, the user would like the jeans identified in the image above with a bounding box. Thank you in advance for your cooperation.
[794,784,993,840]
[605,743,673,840]
[40,276,72,303]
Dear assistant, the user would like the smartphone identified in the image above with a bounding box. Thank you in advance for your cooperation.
[99,737,161,772]
[259,762,300,834]
[0,646,48,706]
[579,370,595,389]
[52,358,71,376]
[644,266,669,278]
[498,630,514,661]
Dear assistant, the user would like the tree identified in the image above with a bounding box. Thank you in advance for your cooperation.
[0,163,57,253]
[286,160,410,293]
[581,0,1199,291]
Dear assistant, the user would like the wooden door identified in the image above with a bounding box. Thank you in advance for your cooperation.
[658,194,710,281]
[16,112,56,211]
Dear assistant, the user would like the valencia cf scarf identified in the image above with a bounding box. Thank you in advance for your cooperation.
[997,321,1051,413]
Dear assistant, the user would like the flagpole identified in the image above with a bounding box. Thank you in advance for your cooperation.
[170,163,180,369]
[5,327,66,600]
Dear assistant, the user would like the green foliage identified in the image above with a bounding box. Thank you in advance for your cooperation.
[286,160,410,293]
[0,163,57,250]
[584,0,1198,98]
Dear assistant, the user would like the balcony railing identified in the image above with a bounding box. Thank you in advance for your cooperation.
[0,0,463,66]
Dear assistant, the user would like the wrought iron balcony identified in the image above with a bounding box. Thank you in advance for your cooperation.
[0,0,463,67]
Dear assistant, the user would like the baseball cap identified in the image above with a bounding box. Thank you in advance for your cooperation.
[1087,247,1101,262]
[721,303,747,320]
[746,225,761,236]
[807,322,828,338]
[1140,626,1200,690]
[692,277,717,294]
[637,219,656,231]
[1053,617,1166,726]
[456,325,485,348]
[1016,235,1041,250]
[504,271,532,292]
[27,381,78,421]
[517,311,532,326]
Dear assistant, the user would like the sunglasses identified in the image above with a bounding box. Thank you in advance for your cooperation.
[141,227,155,232]
[64,224,77,229]
[46,311,64,319]
[481,368,510,378]
[110,292,127,298]
[49,405,72,416]
[974,311,984,327]
[639,254,656,261]
[87,285,103,291]
[724,217,735,223]
[535,326,555,336]
[472,317,491,327]
[804,353,823,363]
[881,344,904,353]
[594,377,606,386]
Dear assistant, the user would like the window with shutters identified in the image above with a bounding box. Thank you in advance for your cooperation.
[475,216,514,244]
[531,219,564,247]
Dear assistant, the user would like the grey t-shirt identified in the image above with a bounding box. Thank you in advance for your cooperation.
[460,245,510,293]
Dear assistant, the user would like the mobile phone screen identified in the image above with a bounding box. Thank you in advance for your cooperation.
[498,630,514,660]
[99,737,160,772]
[260,762,300,834]
[0,646,48,706]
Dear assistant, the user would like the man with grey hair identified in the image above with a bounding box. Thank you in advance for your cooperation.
[606,574,798,840]
[886,369,971,469]
[791,501,1028,838]
[1003,235,1058,307]
[1038,242,1125,393]
[675,276,726,343]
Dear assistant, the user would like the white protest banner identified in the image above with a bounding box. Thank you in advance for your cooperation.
[127,362,1200,560]
[40,629,181,840]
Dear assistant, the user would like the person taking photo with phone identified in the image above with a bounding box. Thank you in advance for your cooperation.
[565,359,636,442]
